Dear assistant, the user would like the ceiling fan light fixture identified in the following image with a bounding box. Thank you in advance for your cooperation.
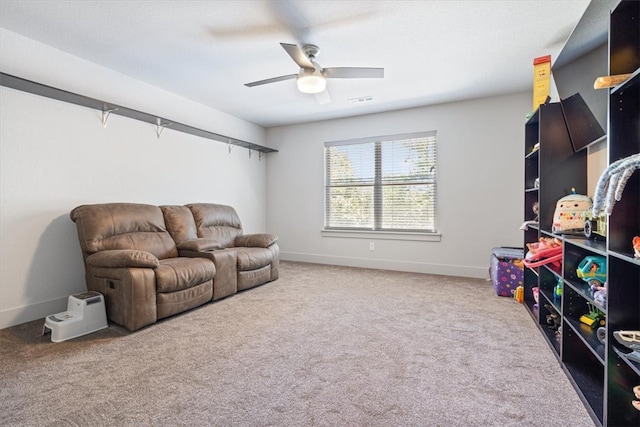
[296,67,326,94]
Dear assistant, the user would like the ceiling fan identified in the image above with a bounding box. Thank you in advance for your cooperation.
[244,43,384,103]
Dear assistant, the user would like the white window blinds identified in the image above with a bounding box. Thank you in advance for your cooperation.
[324,131,437,232]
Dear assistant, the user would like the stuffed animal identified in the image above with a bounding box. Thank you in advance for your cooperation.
[591,282,607,306]
[552,191,592,234]
[633,236,640,259]
[592,153,640,215]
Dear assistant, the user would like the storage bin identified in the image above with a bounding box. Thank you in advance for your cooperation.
[490,247,524,297]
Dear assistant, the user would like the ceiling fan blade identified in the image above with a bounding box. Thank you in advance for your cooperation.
[323,67,384,79]
[270,1,311,42]
[244,74,297,87]
[315,89,331,105]
[280,43,314,69]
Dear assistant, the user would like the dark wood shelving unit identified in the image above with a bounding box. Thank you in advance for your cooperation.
[523,2,639,425]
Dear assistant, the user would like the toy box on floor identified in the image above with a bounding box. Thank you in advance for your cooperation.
[490,247,524,297]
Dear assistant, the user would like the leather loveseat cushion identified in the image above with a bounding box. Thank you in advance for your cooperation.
[235,247,273,272]
[71,203,178,259]
[235,233,278,248]
[160,205,198,244]
[87,249,160,268]
[155,257,216,293]
[187,203,243,247]
[177,238,222,252]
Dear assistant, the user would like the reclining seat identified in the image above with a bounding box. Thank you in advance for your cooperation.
[70,203,216,331]
[161,203,279,300]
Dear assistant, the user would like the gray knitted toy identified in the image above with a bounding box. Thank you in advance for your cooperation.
[592,153,640,215]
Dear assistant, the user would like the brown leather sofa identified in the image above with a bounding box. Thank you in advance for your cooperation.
[70,202,279,331]
[161,203,279,300]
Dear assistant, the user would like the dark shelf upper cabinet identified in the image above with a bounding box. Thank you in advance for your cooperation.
[525,103,587,233]
[610,0,640,76]
[608,4,640,258]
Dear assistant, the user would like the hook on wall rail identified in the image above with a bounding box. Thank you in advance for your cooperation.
[101,104,118,128]
[155,118,172,139]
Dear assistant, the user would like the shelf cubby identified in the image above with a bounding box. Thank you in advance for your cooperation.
[606,349,640,427]
[563,326,605,424]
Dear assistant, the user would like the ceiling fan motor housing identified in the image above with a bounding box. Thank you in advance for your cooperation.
[301,44,320,61]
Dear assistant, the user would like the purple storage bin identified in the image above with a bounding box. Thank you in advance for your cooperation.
[490,247,524,297]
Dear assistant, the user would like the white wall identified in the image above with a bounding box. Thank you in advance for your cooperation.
[0,30,269,329]
[266,92,530,278]
[0,27,530,328]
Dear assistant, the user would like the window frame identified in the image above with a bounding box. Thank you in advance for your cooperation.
[323,131,439,239]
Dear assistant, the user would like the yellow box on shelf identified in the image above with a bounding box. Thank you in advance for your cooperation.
[532,55,551,111]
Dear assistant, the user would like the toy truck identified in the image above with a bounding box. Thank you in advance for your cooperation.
[582,210,607,239]
[576,255,606,287]
[579,303,606,329]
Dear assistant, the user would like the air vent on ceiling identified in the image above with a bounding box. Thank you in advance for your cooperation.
[348,96,374,104]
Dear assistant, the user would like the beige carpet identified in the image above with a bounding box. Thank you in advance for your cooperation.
[0,261,594,426]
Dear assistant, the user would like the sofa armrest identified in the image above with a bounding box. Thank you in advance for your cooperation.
[86,250,159,268]
[177,238,222,252]
[235,233,278,248]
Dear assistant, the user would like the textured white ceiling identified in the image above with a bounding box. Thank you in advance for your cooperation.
[0,0,592,128]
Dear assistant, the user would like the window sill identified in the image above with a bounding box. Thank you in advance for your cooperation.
[321,229,441,242]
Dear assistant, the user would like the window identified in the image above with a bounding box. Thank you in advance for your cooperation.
[324,131,437,233]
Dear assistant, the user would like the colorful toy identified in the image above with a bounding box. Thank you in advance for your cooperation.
[523,237,563,268]
[520,201,540,231]
[552,189,593,234]
[613,330,640,363]
[576,255,606,287]
[544,304,561,331]
[582,210,607,239]
[554,277,562,301]
[591,281,607,307]
[579,303,606,329]
[592,153,640,216]
[634,236,640,259]
[514,285,524,303]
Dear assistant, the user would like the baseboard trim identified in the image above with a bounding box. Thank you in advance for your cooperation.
[280,251,487,279]
[0,296,67,330]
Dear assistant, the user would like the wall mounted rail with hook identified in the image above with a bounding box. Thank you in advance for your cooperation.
[101,104,118,127]
[155,118,172,139]
[0,72,277,154]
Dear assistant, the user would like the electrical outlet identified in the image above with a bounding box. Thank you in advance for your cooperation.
[369,242,375,251]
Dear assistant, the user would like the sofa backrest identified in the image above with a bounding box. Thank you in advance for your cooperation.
[70,203,178,259]
[160,205,198,244]
[187,203,243,248]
